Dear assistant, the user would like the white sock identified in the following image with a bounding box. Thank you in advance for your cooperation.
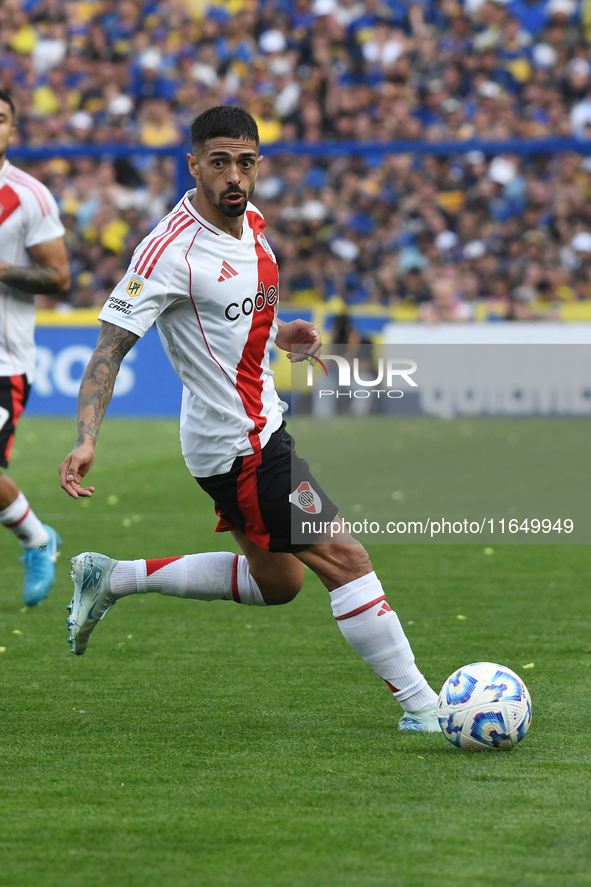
[329,572,437,712]
[0,492,49,548]
[109,552,267,606]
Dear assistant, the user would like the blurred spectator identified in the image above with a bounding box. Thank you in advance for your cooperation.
[2,0,591,319]
[419,267,475,322]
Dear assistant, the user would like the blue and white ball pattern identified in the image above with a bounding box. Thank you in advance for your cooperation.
[438,662,532,751]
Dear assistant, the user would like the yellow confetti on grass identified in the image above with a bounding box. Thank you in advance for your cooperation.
[457,615,467,621]
[484,548,494,555]
[523,663,535,669]
[12,629,22,635]
[0,647,6,653]
[107,495,118,505]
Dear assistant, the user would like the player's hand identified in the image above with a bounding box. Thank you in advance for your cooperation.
[59,443,96,499]
[275,319,322,362]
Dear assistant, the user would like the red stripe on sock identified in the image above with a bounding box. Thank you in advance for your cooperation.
[384,678,401,694]
[5,505,30,528]
[231,553,241,603]
[145,556,183,577]
[334,594,386,621]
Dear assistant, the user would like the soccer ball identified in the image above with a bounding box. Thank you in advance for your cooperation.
[438,662,532,751]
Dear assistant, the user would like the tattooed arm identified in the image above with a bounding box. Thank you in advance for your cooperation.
[75,322,139,446]
[59,322,139,498]
[0,238,70,295]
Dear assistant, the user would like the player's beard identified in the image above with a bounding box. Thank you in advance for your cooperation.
[203,181,252,218]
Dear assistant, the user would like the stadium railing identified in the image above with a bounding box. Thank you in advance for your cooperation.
[11,136,591,204]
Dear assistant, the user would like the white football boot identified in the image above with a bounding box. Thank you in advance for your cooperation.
[398,702,441,733]
[67,552,118,655]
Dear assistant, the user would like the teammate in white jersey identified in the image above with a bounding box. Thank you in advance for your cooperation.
[0,90,68,605]
[59,106,439,733]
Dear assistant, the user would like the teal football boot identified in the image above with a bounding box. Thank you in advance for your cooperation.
[67,552,118,655]
[398,703,441,733]
[20,524,61,606]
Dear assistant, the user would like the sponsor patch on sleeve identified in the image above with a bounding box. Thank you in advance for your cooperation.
[126,276,145,298]
[105,297,132,315]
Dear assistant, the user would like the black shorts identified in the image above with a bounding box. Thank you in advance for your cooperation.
[195,423,339,553]
[0,375,30,469]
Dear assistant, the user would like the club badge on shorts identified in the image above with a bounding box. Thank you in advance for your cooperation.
[289,481,322,515]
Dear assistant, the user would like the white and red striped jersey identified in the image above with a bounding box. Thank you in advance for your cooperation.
[0,160,66,380]
[98,190,286,477]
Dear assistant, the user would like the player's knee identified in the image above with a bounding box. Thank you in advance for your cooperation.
[245,551,305,605]
[262,587,299,605]
[261,573,304,605]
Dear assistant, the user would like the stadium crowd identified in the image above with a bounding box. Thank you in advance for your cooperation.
[2,0,591,317]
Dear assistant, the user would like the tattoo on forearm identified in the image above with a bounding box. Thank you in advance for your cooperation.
[76,323,139,445]
[0,265,66,294]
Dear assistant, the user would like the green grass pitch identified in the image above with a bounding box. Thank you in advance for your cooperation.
[1,417,590,887]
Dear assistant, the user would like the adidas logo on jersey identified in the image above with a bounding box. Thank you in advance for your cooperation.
[218,261,238,282]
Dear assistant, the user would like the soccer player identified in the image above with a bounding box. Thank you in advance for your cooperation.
[0,90,68,604]
[59,106,439,733]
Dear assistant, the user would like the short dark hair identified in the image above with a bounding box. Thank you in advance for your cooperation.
[190,106,259,151]
[0,89,15,120]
